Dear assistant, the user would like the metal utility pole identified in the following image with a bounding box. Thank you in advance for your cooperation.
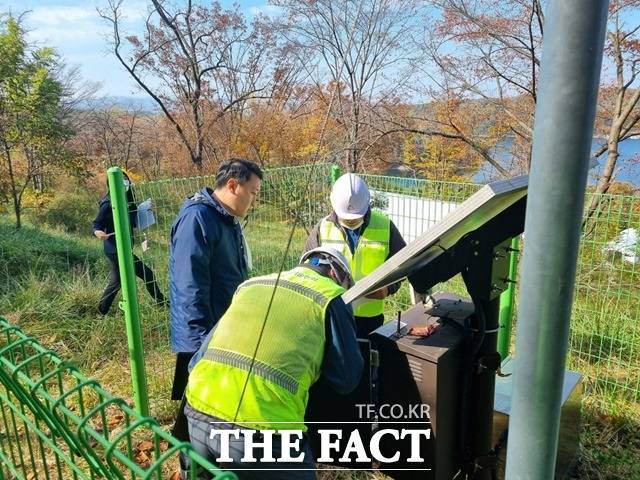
[505,1,609,479]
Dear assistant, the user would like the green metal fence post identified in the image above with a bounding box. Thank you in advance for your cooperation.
[330,165,341,184]
[107,167,150,417]
[497,237,519,360]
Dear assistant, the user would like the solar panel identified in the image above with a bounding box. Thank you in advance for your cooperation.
[342,175,528,305]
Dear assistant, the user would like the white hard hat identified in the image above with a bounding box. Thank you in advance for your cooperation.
[330,173,370,220]
[300,247,354,289]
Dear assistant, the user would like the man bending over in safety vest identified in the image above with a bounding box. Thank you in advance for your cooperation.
[184,247,363,479]
[304,173,406,338]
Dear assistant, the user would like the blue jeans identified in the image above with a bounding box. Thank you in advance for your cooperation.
[186,415,317,480]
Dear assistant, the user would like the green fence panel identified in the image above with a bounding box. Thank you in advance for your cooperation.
[568,192,640,403]
[0,316,236,480]
[121,165,638,417]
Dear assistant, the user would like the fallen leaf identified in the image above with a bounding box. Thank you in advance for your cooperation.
[136,440,154,452]
[134,450,150,467]
[107,413,124,429]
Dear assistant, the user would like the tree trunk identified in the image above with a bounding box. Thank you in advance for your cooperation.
[3,142,21,229]
[191,95,205,169]
[350,101,361,171]
[13,194,21,229]
[29,155,44,191]
[583,138,619,230]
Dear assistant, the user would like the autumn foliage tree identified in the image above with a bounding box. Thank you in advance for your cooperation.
[0,16,74,228]
[273,0,422,172]
[72,105,166,180]
[404,0,545,177]
[100,0,299,169]
[228,100,332,166]
[415,0,640,193]
[585,0,640,226]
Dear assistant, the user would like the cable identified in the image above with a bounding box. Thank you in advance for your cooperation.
[232,2,367,424]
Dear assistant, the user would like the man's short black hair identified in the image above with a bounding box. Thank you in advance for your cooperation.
[215,158,263,189]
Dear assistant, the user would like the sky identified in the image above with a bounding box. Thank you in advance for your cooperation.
[1,0,280,97]
[5,2,640,100]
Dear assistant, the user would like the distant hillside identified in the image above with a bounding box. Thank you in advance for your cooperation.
[78,96,160,113]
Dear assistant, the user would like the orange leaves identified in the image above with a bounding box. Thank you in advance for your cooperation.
[133,440,154,467]
[132,439,169,469]
[106,412,125,430]
[228,87,339,166]
[133,451,151,468]
[137,440,154,451]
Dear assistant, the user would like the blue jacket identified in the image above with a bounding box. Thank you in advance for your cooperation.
[169,188,249,353]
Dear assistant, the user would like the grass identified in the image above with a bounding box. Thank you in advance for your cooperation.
[0,217,164,404]
[577,398,640,479]
[1,193,640,479]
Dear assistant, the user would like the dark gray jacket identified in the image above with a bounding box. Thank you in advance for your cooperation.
[92,195,137,256]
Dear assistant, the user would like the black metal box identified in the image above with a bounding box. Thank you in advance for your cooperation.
[371,292,473,479]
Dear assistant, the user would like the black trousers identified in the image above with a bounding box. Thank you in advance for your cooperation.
[171,352,196,442]
[98,253,165,314]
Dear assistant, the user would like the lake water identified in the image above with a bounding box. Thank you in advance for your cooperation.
[589,138,640,186]
[474,138,640,186]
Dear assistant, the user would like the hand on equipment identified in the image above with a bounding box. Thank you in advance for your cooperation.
[365,286,388,300]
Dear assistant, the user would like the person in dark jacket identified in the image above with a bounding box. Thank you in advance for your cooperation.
[92,172,165,315]
[168,159,263,401]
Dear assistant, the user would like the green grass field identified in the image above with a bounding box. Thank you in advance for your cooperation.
[1,214,639,479]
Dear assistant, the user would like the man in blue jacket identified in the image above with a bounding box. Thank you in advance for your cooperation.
[169,159,263,402]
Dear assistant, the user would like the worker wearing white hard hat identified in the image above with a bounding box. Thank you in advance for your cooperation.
[304,172,407,338]
[330,173,371,219]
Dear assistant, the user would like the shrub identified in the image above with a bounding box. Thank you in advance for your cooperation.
[36,190,97,235]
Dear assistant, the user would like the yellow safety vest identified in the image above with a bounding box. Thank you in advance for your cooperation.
[186,266,345,431]
[319,210,390,317]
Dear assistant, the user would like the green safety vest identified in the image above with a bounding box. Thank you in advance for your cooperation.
[186,266,345,431]
[319,210,390,317]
